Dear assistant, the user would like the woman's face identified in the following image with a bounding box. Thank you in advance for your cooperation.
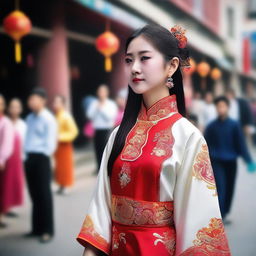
[53,96,64,112]
[125,36,176,95]
[8,99,22,118]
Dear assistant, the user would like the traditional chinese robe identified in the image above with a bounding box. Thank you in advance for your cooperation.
[77,94,231,255]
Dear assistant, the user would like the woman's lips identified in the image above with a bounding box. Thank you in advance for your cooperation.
[132,78,144,83]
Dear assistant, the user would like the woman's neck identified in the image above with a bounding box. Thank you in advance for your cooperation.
[142,87,170,110]
[10,116,19,122]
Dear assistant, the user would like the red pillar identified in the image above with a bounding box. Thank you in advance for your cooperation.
[38,25,70,110]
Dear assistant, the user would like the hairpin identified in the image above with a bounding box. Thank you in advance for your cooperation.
[170,25,187,49]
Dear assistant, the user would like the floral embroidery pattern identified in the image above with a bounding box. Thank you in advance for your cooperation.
[112,195,174,227]
[153,230,176,255]
[121,121,155,161]
[192,143,217,196]
[121,95,179,161]
[78,215,110,253]
[118,162,131,188]
[138,95,178,121]
[180,218,231,255]
[151,127,175,157]
[112,226,126,250]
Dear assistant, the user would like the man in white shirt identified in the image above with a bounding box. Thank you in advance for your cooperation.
[87,84,118,173]
[24,88,57,243]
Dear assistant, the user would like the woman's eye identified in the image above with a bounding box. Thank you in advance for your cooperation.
[141,56,150,61]
[125,58,132,64]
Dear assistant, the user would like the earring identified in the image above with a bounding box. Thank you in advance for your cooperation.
[166,76,174,88]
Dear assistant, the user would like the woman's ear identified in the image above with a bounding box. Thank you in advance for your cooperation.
[167,57,179,77]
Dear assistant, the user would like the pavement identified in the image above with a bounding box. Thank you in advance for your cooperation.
[0,142,256,256]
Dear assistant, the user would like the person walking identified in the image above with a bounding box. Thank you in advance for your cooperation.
[24,88,57,243]
[204,96,256,221]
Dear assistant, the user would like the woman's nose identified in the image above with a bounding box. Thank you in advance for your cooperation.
[131,60,141,74]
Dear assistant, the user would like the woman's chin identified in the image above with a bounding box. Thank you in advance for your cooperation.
[129,85,149,95]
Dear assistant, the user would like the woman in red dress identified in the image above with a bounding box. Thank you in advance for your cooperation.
[77,24,232,256]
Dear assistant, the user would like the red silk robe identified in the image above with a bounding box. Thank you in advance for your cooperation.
[77,94,232,255]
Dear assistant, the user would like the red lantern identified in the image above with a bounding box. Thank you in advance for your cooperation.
[183,58,196,75]
[211,67,222,80]
[3,10,32,63]
[197,61,211,78]
[95,31,120,72]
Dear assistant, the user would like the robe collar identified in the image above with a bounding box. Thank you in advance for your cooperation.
[137,94,178,121]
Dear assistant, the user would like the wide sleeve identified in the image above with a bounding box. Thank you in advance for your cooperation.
[0,118,15,166]
[76,125,119,255]
[58,113,78,143]
[174,131,231,255]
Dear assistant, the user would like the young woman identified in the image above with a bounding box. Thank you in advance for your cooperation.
[5,98,27,216]
[53,95,78,194]
[77,24,231,256]
[0,95,15,227]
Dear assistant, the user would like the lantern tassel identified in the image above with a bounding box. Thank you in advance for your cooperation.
[15,41,22,63]
[105,56,112,72]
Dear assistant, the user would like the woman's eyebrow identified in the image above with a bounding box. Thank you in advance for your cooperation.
[125,50,152,56]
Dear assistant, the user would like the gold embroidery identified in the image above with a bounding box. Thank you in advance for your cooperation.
[121,121,155,161]
[180,218,231,255]
[151,128,175,157]
[192,143,217,196]
[118,162,131,188]
[112,226,126,250]
[138,95,178,121]
[121,95,178,161]
[79,215,109,252]
[153,230,176,255]
[111,195,174,227]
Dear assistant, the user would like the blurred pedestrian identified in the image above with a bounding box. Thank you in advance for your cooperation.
[226,88,254,137]
[201,91,217,129]
[8,98,27,159]
[114,88,127,126]
[2,98,27,219]
[190,91,204,131]
[0,94,15,228]
[86,84,118,173]
[53,95,78,195]
[250,98,256,146]
[204,96,256,221]
[24,88,57,243]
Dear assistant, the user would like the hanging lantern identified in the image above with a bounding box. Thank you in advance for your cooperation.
[95,31,120,72]
[183,58,196,75]
[3,10,32,63]
[197,61,211,77]
[211,67,222,80]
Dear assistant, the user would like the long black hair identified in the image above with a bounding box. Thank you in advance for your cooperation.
[107,24,189,176]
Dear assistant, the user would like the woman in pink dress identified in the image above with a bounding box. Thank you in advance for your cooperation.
[0,96,24,227]
[7,99,26,212]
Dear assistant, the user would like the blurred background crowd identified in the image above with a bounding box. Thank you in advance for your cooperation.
[0,0,256,255]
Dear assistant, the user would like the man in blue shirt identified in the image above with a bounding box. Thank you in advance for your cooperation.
[204,96,255,221]
[24,88,57,243]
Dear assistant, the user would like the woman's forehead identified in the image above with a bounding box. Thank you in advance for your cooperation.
[126,36,156,55]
